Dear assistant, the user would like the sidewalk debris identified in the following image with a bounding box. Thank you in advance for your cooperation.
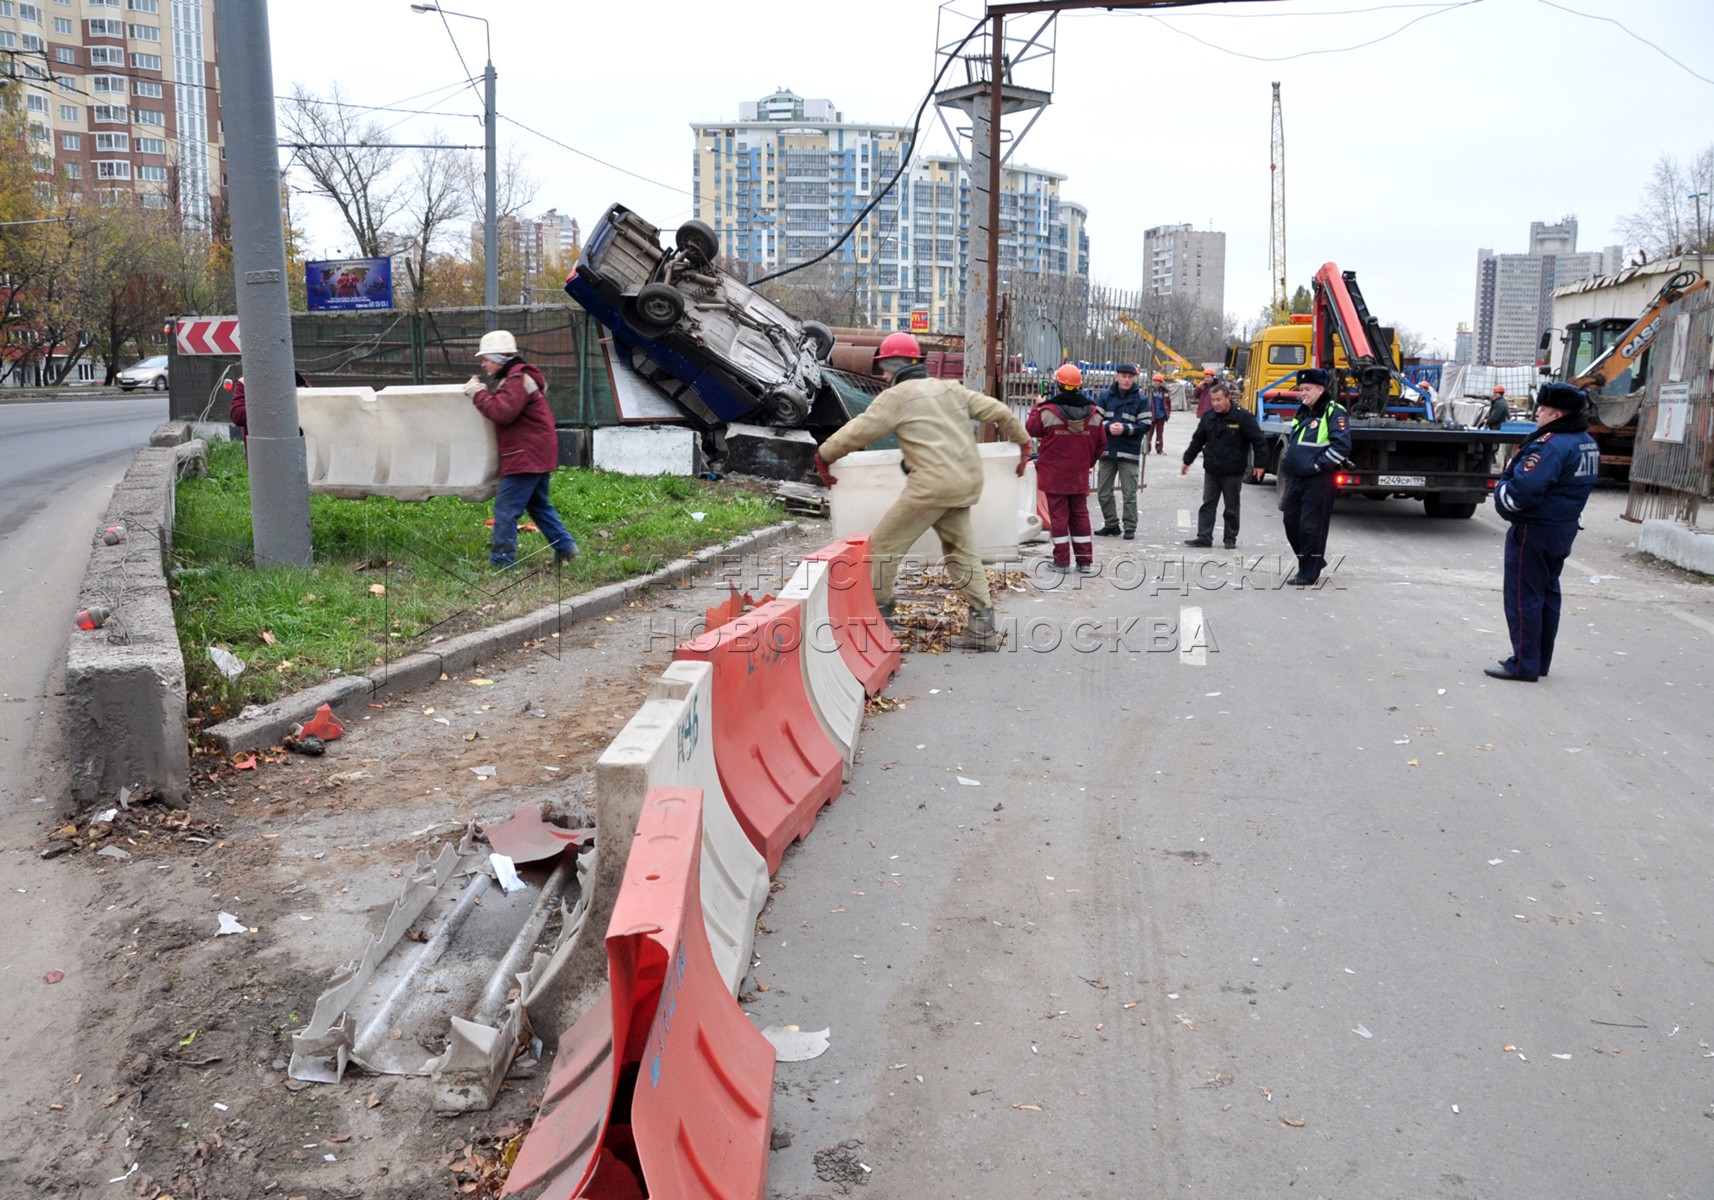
[216,912,248,936]
[761,1024,831,1062]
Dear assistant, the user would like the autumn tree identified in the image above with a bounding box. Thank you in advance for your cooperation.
[279,83,406,259]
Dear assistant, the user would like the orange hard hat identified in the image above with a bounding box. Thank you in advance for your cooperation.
[1152,373,1165,382]
[1493,385,1505,394]
[1203,367,1216,376]
[1054,362,1083,388]
[876,332,923,361]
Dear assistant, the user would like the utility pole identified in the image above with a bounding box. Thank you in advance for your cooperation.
[214,0,311,567]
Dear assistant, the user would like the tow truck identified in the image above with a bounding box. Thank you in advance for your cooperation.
[1541,268,1708,482]
[1251,263,1524,518]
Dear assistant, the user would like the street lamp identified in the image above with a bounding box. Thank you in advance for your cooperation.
[1688,190,1709,255]
[411,2,497,332]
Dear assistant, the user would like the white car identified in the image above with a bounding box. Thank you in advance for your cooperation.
[118,355,169,391]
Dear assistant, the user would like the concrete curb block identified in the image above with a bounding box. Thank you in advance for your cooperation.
[1639,519,1714,576]
[67,447,190,807]
[204,520,803,754]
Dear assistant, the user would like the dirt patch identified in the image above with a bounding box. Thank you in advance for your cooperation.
[8,528,824,1199]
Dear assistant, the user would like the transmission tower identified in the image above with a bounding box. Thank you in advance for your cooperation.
[1269,81,1288,322]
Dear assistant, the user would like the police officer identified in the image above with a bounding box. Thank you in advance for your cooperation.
[1485,381,1599,682]
[1277,368,1351,586]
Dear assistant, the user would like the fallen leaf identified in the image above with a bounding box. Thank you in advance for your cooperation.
[364,1092,381,1110]
[260,630,277,645]
[233,754,258,771]
[755,981,772,993]
[1012,1103,1043,1112]
[368,583,387,596]
[1405,758,1420,767]
[469,678,494,687]
[1282,1117,1306,1128]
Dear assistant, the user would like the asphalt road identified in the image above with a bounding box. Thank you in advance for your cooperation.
[753,436,1714,1199]
[0,395,165,1154]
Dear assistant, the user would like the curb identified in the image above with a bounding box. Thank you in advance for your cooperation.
[202,520,803,755]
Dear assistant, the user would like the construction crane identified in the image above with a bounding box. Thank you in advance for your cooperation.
[1269,82,1288,322]
[1114,312,1201,381]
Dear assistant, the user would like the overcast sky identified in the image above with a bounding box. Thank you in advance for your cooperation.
[264,0,1714,356]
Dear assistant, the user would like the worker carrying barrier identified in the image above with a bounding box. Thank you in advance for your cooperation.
[674,600,844,873]
[469,662,768,1097]
[804,535,900,697]
[504,786,775,1200]
[778,559,864,776]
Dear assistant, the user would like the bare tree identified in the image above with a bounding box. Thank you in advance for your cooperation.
[1618,145,1714,257]
[397,136,472,309]
[279,83,405,258]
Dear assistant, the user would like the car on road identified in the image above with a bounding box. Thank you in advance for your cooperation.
[566,202,841,430]
[117,355,169,391]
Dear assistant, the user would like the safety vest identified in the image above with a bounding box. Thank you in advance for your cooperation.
[1291,402,1344,446]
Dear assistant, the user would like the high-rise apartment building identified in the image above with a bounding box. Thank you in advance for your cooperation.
[691,88,1089,332]
[2,0,224,230]
[1472,218,1622,365]
[1143,223,1226,317]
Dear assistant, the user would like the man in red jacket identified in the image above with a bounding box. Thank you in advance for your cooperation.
[1027,363,1106,574]
[466,330,578,570]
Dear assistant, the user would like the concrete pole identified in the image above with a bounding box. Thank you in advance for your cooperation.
[214,0,311,567]
[964,96,991,397]
[985,12,1004,400]
[483,58,498,331]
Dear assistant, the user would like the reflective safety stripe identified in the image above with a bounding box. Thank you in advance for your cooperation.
[1292,404,1342,447]
[1052,535,1071,544]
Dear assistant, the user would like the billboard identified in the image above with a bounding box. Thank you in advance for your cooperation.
[909,308,930,333]
[305,257,394,311]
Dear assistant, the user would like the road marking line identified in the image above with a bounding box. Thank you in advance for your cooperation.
[1666,607,1714,637]
[1180,605,1206,666]
[1177,509,1192,529]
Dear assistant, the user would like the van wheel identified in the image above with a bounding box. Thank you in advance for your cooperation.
[675,220,719,267]
[628,283,685,335]
[802,320,835,361]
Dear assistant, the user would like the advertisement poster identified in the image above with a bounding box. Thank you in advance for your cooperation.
[909,308,930,333]
[305,257,394,311]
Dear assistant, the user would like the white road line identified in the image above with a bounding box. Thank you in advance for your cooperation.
[1667,607,1714,637]
[1180,605,1206,666]
[1177,509,1192,529]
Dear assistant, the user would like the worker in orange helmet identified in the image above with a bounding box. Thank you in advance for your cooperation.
[1027,363,1106,573]
[1483,385,1510,430]
[1193,367,1222,421]
[813,331,1031,650]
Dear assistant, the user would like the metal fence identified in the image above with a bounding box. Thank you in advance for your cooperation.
[169,304,622,427]
[1624,289,1714,525]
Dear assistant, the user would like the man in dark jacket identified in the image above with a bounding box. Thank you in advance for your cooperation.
[1026,364,1106,574]
[1092,363,1152,539]
[1180,380,1266,549]
[467,329,578,570]
[1482,386,1510,429]
[1485,381,1599,682]
[1148,373,1172,454]
[1277,368,1352,587]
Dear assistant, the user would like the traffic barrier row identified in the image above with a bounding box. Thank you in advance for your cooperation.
[504,787,774,1200]
[503,534,901,1193]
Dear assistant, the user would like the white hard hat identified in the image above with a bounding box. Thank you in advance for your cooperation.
[476,329,518,359]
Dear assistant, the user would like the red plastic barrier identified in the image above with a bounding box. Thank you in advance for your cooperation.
[674,602,844,872]
[702,581,774,635]
[804,535,900,697]
[504,787,774,1200]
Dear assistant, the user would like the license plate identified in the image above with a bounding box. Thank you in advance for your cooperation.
[1378,474,1425,487]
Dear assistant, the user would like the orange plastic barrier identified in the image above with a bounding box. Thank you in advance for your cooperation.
[674,602,844,873]
[804,535,900,697]
[504,787,774,1200]
[702,581,774,635]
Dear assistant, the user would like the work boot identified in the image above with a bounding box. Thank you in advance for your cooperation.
[952,605,1003,652]
[1095,523,1121,537]
[1183,537,1213,548]
[553,543,580,568]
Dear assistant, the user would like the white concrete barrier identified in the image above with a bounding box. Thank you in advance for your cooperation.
[1640,519,1714,576]
[828,440,1031,562]
[779,560,864,777]
[299,384,500,501]
[592,425,700,475]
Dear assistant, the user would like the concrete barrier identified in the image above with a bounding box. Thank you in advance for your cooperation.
[591,425,701,476]
[828,440,1032,563]
[299,384,500,501]
[66,446,191,807]
[1640,519,1714,576]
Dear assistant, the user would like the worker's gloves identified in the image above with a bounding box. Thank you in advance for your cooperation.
[462,376,486,400]
[1016,441,1032,477]
[813,451,838,488]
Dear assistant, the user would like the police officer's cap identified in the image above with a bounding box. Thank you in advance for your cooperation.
[1299,368,1332,389]
[1536,381,1586,415]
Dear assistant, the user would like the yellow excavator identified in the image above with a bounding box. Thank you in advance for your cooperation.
[1114,313,1203,382]
[1545,268,1708,480]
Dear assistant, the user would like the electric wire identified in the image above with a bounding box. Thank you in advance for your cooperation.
[1531,0,1714,87]
[1128,0,1484,62]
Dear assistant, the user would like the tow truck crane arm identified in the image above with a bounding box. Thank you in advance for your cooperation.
[1310,262,1411,416]
[1569,269,1707,393]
